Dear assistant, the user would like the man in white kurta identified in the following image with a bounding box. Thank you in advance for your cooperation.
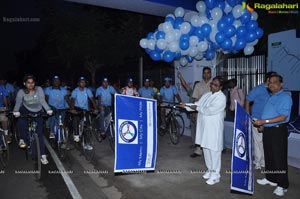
[194,77,226,185]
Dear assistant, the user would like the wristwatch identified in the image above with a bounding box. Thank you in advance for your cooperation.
[265,119,270,123]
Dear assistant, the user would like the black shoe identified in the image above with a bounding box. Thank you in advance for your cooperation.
[190,153,201,158]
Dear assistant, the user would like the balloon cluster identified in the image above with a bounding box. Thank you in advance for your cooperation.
[139,0,264,66]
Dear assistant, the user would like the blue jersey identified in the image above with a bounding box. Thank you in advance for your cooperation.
[44,87,68,109]
[261,90,292,127]
[138,87,155,99]
[160,85,178,103]
[96,86,116,106]
[0,85,8,107]
[71,87,93,110]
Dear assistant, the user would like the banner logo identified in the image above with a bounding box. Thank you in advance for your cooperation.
[235,130,246,160]
[118,120,138,144]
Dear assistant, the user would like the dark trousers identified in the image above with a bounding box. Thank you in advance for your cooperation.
[18,106,45,155]
[263,125,289,189]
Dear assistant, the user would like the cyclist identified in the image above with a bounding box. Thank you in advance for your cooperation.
[0,81,9,143]
[13,74,53,165]
[44,76,70,139]
[158,77,182,130]
[138,78,155,99]
[121,78,139,96]
[0,76,15,109]
[70,77,97,144]
[95,77,116,138]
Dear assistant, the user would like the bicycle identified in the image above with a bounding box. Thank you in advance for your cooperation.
[71,110,95,161]
[158,104,181,145]
[21,113,46,180]
[49,109,69,160]
[0,127,9,169]
[94,112,115,152]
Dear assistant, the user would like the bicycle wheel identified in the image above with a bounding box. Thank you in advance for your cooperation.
[33,133,41,180]
[57,126,67,160]
[82,128,94,161]
[108,122,115,152]
[169,117,180,145]
[0,134,9,168]
[175,114,185,136]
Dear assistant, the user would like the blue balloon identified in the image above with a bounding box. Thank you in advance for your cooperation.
[215,32,226,44]
[240,11,252,24]
[145,49,151,54]
[165,17,175,25]
[180,34,190,41]
[155,45,163,53]
[217,19,227,32]
[216,0,225,10]
[223,13,235,24]
[221,38,233,50]
[194,27,204,40]
[234,38,247,50]
[227,0,237,7]
[147,32,154,40]
[246,30,257,42]
[188,24,195,36]
[174,17,183,29]
[225,25,236,38]
[201,23,212,37]
[163,51,175,62]
[246,20,258,31]
[205,0,216,10]
[205,50,215,60]
[186,56,193,63]
[256,28,264,39]
[156,31,165,40]
[179,40,189,50]
[211,42,221,50]
[236,26,247,38]
[175,52,181,59]
[150,51,161,61]
[205,9,212,20]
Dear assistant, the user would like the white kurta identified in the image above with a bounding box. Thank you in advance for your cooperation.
[195,90,226,151]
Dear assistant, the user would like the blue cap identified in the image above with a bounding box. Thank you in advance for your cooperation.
[164,77,172,82]
[127,78,133,83]
[102,77,108,82]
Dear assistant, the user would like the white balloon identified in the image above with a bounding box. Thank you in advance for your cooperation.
[232,5,243,19]
[156,39,167,50]
[181,48,190,55]
[191,15,201,27]
[158,23,164,31]
[180,22,191,34]
[199,16,208,26]
[231,36,237,46]
[139,38,148,49]
[147,39,155,50]
[168,41,179,52]
[248,39,258,46]
[251,11,258,20]
[174,29,181,40]
[194,53,204,61]
[209,30,217,43]
[209,19,218,30]
[224,1,232,14]
[211,7,223,20]
[179,57,188,66]
[175,7,185,17]
[188,46,198,57]
[165,31,176,43]
[197,41,208,52]
[244,45,254,55]
[189,36,199,46]
[166,14,175,19]
[233,20,242,29]
[196,1,206,13]
[163,22,173,33]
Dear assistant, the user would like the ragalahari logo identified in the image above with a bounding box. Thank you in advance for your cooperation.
[242,2,254,12]
[242,1,299,15]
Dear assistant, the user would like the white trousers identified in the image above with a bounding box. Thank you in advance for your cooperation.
[203,148,221,178]
[252,125,265,167]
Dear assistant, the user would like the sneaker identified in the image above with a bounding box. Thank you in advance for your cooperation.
[6,135,12,144]
[203,171,210,180]
[74,135,80,142]
[254,164,261,170]
[206,177,220,185]
[83,144,93,150]
[190,153,201,158]
[273,186,288,196]
[194,146,202,155]
[41,155,49,165]
[19,139,27,148]
[49,132,55,139]
[257,178,277,186]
